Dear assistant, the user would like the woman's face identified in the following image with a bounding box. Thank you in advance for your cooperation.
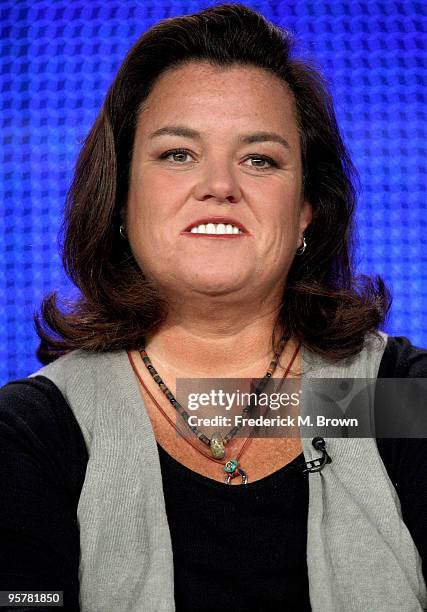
[126,61,312,304]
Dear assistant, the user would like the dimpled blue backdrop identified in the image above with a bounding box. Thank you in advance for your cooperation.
[0,0,426,385]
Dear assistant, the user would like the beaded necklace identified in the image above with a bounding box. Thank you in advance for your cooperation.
[128,338,300,484]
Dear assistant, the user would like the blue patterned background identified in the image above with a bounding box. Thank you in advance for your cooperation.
[1,0,426,385]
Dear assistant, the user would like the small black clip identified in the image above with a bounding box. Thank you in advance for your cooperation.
[303,437,332,474]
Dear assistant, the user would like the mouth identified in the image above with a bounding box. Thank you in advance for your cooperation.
[181,217,249,237]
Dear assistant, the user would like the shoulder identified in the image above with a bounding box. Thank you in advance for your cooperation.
[1,372,76,425]
[32,347,129,392]
[29,348,129,444]
[375,334,427,443]
[0,373,85,444]
[0,374,88,496]
[31,348,111,386]
[378,335,427,377]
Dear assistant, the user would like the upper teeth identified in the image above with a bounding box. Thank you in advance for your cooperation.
[190,223,243,234]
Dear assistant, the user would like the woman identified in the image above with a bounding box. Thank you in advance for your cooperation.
[1,4,426,611]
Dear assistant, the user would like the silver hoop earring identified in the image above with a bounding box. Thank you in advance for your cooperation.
[296,235,307,255]
[119,225,127,240]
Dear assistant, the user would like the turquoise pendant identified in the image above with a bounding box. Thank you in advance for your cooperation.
[224,458,248,484]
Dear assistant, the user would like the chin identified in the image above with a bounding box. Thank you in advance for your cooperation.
[183,273,249,296]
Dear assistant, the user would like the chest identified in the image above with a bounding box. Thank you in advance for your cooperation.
[139,385,304,484]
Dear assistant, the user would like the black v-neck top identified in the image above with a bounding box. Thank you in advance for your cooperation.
[157,442,311,611]
[0,336,426,611]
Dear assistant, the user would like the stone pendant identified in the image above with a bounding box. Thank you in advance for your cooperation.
[210,432,225,459]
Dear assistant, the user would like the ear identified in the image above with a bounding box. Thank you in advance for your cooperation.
[299,199,313,235]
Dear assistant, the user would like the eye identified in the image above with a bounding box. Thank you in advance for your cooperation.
[243,155,279,170]
[158,148,194,163]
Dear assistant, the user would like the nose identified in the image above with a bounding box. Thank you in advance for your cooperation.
[192,157,242,204]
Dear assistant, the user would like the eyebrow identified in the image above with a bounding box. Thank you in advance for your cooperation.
[148,126,291,151]
[238,131,291,151]
[149,126,201,141]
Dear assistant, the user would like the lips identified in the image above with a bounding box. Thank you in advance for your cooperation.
[182,216,248,233]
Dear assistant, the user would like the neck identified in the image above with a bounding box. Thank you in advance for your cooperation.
[144,298,292,378]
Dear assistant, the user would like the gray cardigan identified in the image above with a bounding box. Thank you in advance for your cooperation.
[31,332,427,611]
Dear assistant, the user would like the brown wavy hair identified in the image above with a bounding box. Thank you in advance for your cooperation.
[35,3,391,365]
